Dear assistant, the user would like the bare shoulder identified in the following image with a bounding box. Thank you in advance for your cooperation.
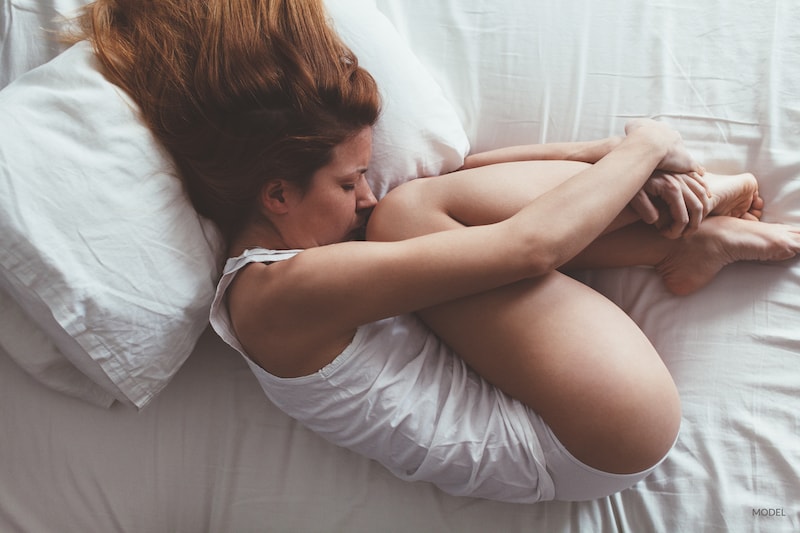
[226,259,356,378]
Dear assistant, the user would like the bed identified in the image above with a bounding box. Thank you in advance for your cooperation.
[1,0,798,531]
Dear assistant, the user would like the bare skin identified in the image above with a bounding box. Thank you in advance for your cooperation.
[705,172,761,219]
[231,119,800,478]
[569,171,792,295]
[409,159,775,296]
[569,215,800,295]
[655,217,800,295]
[368,157,800,473]
[643,170,762,234]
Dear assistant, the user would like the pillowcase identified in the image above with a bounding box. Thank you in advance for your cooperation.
[0,0,469,408]
[326,0,470,198]
[0,0,87,89]
[0,42,225,408]
[0,286,116,408]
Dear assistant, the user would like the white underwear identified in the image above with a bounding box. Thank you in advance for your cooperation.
[541,423,677,501]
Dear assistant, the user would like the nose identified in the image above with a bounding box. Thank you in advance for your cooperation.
[356,174,378,212]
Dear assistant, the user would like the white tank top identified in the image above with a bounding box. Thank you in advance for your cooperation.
[209,247,555,502]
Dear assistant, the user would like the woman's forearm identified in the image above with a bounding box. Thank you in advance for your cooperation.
[507,132,668,273]
[460,136,624,170]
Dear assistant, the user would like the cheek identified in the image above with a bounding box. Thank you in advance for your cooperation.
[334,205,354,231]
[314,196,353,233]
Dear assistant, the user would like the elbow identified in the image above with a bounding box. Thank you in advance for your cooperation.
[516,228,574,278]
[512,209,596,277]
[527,255,561,279]
[520,239,563,278]
[493,218,564,279]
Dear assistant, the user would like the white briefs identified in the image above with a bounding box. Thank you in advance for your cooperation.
[209,247,671,503]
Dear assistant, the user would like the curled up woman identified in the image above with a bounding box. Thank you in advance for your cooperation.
[75,0,800,502]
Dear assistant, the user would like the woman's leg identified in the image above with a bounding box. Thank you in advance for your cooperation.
[382,160,761,238]
[370,160,678,474]
[368,159,798,474]
[565,215,800,294]
[418,270,680,475]
[377,160,786,293]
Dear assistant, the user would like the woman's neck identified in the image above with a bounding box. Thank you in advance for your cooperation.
[228,221,290,258]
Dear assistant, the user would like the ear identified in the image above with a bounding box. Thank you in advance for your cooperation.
[260,180,291,215]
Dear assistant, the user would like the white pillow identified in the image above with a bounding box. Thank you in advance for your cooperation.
[0,42,225,408]
[0,0,86,89]
[0,2,469,408]
[0,286,115,408]
[326,0,470,197]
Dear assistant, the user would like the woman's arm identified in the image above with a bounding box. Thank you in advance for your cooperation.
[462,129,710,239]
[460,136,623,169]
[231,121,688,377]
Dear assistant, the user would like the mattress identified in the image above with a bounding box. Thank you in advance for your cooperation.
[1,0,799,531]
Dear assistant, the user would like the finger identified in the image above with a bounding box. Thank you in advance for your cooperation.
[630,190,660,224]
[683,174,713,215]
[658,174,689,239]
[688,170,711,198]
[686,156,704,177]
[749,193,765,220]
[678,178,705,237]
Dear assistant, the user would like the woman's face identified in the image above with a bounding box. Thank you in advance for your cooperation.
[280,127,377,248]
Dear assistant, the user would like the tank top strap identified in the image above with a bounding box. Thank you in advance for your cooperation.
[209,247,303,356]
[223,247,303,274]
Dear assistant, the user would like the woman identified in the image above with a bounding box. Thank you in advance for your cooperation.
[76,0,800,502]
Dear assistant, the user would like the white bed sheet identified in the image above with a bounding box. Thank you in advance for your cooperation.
[373,0,800,530]
[2,0,800,532]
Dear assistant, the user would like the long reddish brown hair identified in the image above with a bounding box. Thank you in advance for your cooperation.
[74,0,381,241]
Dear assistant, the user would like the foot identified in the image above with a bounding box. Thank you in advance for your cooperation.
[655,216,800,295]
[705,172,763,220]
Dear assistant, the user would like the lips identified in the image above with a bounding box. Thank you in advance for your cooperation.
[348,224,367,241]
[348,213,371,241]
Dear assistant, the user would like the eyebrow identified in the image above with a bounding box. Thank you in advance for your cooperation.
[338,167,368,179]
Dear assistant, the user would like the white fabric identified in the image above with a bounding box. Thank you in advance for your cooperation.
[209,248,555,503]
[0,0,469,407]
[2,0,800,531]
[326,0,470,198]
[0,42,223,408]
[0,285,114,407]
[0,0,85,88]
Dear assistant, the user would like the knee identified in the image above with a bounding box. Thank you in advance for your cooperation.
[608,378,682,474]
[366,178,438,242]
[556,371,682,476]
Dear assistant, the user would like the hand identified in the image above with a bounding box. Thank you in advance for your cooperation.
[624,118,704,175]
[629,171,712,239]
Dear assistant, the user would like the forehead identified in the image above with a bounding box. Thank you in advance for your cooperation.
[329,127,373,167]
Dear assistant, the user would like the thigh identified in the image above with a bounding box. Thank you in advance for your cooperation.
[420,160,591,226]
[367,159,589,244]
[372,159,637,241]
[418,272,680,475]
[369,160,680,474]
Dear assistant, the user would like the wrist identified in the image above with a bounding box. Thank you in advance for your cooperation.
[622,128,670,162]
[567,136,624,163]
[599,136,624,158]
[606,135,624,151]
